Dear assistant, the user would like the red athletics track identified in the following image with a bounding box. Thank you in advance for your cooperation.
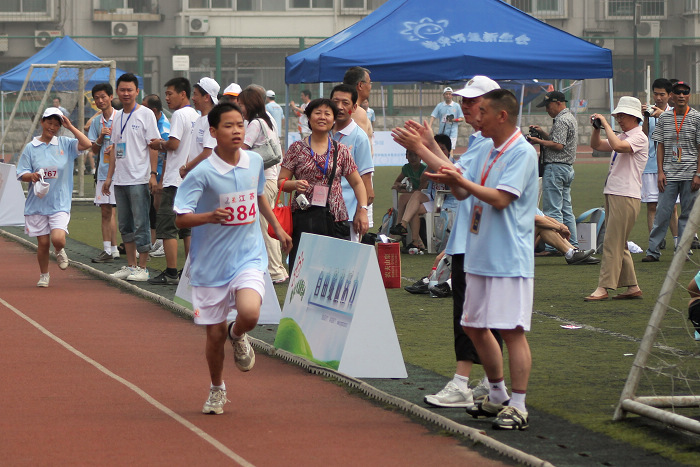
[0,236,507,466]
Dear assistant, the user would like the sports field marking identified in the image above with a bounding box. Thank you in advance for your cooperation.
[0,296,255,467]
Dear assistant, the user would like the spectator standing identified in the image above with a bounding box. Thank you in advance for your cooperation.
[220,82,242,104]
[147,77,199,285]
[586,97,648,300]
[181,78,220,177]
[643,81,700,262]
[528,91,579,252]
[429,87,464,151]
[52,97,69,117]
[16,108,91,286]
[102,73,161,282]
[343,67,374,143]
[88,83,120,263]
[290,89,312,138]
[265,90,284,141]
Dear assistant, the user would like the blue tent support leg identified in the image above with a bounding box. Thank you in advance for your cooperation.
[285,83,290,151]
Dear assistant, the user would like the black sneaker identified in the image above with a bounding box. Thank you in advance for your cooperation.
[389,224,408,236]
[91,250,114,263]
[465,396,506,419]
[492,406,529,430]
[692,240,700,250]
[404,277,429,294]
[147,271,180,285]
[429,282,452,298]
[641,255,659,262]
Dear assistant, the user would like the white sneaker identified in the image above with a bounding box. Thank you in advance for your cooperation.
[232,333,255,372]
[471,381,490,402]
[112,250,120,259]
[126,266,149,282]
[150,239,163,251]
[37,273,50,288]
[56,249,69,270]
[424,381,474,408]
[111,266,135,280]
[149,245,165,257]
[202,387,229,415]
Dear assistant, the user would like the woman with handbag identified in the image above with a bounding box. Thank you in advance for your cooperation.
[278,98,369,271]
[239,87,289,283]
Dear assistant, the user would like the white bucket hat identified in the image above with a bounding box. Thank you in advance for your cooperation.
[612,96,643,120]
[34,168,50,199]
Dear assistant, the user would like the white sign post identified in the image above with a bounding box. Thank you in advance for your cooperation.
[275,233,407,378]
[0,163,26,226]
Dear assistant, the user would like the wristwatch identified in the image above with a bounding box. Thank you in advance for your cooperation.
[359,205,369,210]
[150,171,158,176]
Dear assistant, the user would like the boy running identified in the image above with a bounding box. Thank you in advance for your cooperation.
[174,102,292,414]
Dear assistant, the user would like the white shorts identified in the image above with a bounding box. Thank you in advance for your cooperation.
[24,212,70,237]
[461,273,533,331]
[94,180,116,205]
[641,173,659,203]
[191,269,265,325]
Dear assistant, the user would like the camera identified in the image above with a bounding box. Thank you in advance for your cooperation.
[591,117,603,129]
[643,109,651,118]
[296,193,310,210]
[528,127,541,139]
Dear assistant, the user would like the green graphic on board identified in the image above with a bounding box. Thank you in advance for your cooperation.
[274,317,340,370]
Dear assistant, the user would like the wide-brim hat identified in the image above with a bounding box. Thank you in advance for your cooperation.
[612,96,643,120]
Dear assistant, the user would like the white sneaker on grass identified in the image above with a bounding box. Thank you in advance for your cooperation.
[424,381,474,408]
[202,387,229,415]
[232,333,255,372]
[471,381,490,402]
[37,273,50,288]
[149,245,165,257]
[126,266,149,282]
[56,249,69,270]
[111,266,136,280]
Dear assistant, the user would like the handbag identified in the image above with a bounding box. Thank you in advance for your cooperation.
[268,179,293,240]
[292,140,340,238]
[250,118,283,169]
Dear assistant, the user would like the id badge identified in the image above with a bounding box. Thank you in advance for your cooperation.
[470,204,483,234]
[116,142,126,159]
[672,144,682,162]
[311,184,329,206]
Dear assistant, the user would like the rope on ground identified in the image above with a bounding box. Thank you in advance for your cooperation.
[1,227,552,467]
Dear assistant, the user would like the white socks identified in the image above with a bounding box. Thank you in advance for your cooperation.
[510,392,527,412]
[103,241,111,254]
[211,382,226,391]
[452,374,470,393]
[488,379,509,405]
[564,248,574,260]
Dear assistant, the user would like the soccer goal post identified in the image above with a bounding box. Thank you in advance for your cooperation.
[613,193,700,434]
[0,60,116,197]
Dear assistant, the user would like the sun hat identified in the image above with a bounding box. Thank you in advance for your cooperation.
[223,83,242,96]
[453,76,500,99]
[197,77,220,105]
[612,96,643,120]
[266,90,275,98]
[42,107,64,120]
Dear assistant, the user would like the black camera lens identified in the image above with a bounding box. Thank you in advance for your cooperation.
[528,128,540,138]
[643,109,651,117]
[591,117,602,129]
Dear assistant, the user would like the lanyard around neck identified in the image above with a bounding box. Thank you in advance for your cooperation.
[309,136,332,176]
[674,106,690,142]
[479,132,521,186]
[120,104,138,135]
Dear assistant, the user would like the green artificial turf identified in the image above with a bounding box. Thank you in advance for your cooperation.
[62,164,700,465]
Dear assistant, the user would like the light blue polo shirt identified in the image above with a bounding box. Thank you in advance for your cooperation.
[644,115,658,174]
[88,111,114,182]
[17,136,79,216]
[463,132,538,278]
[431,101,464,139]
[332,120,373,221]
[266,102,284,136]
[174,149,267,287]
[445,132,492,256]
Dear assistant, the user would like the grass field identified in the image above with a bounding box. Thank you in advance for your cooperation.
[63,163,700,464]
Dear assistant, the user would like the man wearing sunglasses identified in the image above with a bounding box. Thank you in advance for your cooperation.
[643,81,700,262]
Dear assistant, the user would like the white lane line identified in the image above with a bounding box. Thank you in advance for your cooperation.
[0,296,254,467]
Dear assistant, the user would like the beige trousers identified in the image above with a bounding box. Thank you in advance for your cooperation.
[598,194,640,290]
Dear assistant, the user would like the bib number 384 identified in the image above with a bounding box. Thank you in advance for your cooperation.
[220,190,257,226]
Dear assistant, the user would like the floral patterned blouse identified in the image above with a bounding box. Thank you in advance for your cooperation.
[282,137,358,221]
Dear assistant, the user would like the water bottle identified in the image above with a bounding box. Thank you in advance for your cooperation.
[428,267,438,297]
[103,133,110,146]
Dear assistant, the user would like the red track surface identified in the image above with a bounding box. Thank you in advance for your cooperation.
[0,237,506,466]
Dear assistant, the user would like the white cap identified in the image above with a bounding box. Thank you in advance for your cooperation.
[266,90,275,98]
[223,83,242,96]
[453,76,500,99]
[42,107,64,119]
[612,96,643,120]
[197,77,220,105]
[443,87,453,94]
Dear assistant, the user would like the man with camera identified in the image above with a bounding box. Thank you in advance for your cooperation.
[430,87,464,152]
[526,91,579,253]
[643,81,700,262]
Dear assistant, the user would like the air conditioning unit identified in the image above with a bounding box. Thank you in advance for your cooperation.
[638,21,661,38]
[588,36,614,51]
[189,16,210,34]
[111,21,138,39]
[34,30,61,48]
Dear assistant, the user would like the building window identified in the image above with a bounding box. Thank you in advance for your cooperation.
[686,0,700,13]
[0,0,48,12]
[510,0,564,17]
[289,0,333,9]
[607,0,665,18]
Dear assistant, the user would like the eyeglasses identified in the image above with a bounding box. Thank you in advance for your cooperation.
[361,80,372,86]
[675,89,691,95]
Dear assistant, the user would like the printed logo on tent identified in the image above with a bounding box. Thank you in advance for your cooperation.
[401,17,531,51]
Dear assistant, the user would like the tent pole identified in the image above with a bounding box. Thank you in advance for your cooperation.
[284,83,290,151]
[319,83,323,99]
[517,84,525,130]
[381,85,386,132]
[609,78,615,132]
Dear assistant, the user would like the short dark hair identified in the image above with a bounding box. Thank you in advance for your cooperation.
[208,102,244,128]
[143,94,163,113]
[91,83,113,97]
[434,133,452,153]
[343,66,370,86]
[301,89,311,99]
[482,89,518,124]
[117,73,139,89]
[304,98,339,120]
[330,84,358,105]
[164,77,191,99]
[111,98,123,110]
[652,78,672,94]
[53,96,61,103]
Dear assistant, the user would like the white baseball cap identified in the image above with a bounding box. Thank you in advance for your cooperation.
[443,87,453,94]
[223,83,242,96]
[42,107,64,120]
[453,76,500,99]
[612,96,643,120]
[197,77,220,105]
[266,90,275,98]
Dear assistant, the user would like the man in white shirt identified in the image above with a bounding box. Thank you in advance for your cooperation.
[181,77,220,177]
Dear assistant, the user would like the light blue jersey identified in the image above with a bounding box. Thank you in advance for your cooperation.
[88,112,114,182]
[464,133,538,278]
[431,101,464,139]
[643,116,658,174]
[445,132,492,255]
[266,102,284,136]
[332,120,373,220]
[17,136,79,215]
[174,149,267,287]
